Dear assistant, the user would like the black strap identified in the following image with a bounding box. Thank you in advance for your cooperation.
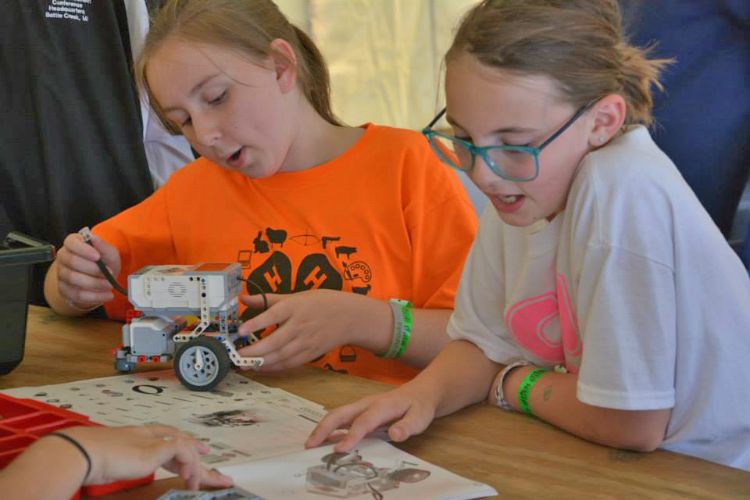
[48,432,92,482]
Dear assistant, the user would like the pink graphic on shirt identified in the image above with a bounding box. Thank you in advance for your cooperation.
[557,273,581,368]
[504,273,582,372]
[505,292,563,363]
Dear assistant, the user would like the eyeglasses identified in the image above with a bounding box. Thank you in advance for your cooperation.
[421,101,594,182]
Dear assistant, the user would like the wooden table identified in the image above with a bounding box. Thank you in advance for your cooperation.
[2,306,748,499]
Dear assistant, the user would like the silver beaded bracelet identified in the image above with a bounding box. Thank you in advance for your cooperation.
[493,359,531,411]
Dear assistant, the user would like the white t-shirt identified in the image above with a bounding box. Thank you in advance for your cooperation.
[448,126,750,470]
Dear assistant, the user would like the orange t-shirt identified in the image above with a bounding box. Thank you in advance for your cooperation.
[95,124,477,384]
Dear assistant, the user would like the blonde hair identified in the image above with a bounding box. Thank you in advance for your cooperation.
[135,0,339,133]
[447,0,671,126]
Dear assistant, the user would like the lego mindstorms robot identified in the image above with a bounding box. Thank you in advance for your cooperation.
[114,263,264,391]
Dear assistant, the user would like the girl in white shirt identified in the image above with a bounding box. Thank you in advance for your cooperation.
[307,0,750,470]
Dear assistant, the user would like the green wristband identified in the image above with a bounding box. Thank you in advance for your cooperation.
[517,368,548,416]
[395,301,413,358]
[378,299,412,359]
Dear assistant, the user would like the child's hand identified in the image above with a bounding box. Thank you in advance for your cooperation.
[237,289,387,372]
[64,424,233,490]
[304,383,437,452]
[54,231,121,309]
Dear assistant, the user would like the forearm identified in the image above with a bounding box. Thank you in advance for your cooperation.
[500,367,670,451]
[0,434,87,499]
[414,340,500,418]
[397,308,452,367]
[44,261,90,317]
[348,297,451,368]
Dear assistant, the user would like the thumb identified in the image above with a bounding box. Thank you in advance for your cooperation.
[387,422,414,443]
[387,410,432,443]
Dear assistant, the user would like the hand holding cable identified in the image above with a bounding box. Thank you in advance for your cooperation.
[78,227,127,296]
[51,227,124,312]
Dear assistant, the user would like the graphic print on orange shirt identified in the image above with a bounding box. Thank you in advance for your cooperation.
[236,226,375,375]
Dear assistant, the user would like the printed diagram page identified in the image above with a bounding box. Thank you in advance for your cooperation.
[218,437,498,500]
[3,370,325,468]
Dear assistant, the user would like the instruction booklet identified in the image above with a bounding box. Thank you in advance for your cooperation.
[3,370,497,499]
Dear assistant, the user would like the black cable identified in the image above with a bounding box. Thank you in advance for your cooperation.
[240,278,269,312]
[79,226,270,308]
[78,227,128,296]
[93,259,128,296]
[237,277,270,342]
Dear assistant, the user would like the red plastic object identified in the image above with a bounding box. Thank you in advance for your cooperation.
[125,309,142,324]
[0,393,154,497]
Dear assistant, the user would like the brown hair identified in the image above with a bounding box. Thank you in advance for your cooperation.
[447,0,671,126]
[135,0,339,133]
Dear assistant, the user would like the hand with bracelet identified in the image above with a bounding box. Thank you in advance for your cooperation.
[308,339,672,455]
[486,360,671,452]
[0,424,233,499]
[238,291,450,372]
[488,360,550,416]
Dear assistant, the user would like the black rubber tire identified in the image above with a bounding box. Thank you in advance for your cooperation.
[174,337,231,391]
[115,358,135,373]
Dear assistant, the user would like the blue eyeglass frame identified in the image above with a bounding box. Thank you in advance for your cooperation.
[421,101,595,182]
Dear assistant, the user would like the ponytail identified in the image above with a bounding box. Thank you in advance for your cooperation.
[292,26,339,126]
[616,43,669,126]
